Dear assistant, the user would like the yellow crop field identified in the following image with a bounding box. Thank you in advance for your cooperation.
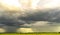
[0,33,60,35]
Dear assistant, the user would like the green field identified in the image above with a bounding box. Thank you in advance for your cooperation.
[0,32,60,35]
[0,33,60,35]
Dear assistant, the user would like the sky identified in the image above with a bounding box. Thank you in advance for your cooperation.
[0,0,60,32]
[0,0,60,11]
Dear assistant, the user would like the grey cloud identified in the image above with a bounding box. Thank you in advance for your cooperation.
[0,8,60,32]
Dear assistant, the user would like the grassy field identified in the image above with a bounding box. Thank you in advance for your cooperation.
[0,32,60,35]
[0,33,60,35]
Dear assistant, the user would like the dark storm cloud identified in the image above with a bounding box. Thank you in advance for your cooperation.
[0,7,60,26]
[0,8,60,32]
[19,8,60,23]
